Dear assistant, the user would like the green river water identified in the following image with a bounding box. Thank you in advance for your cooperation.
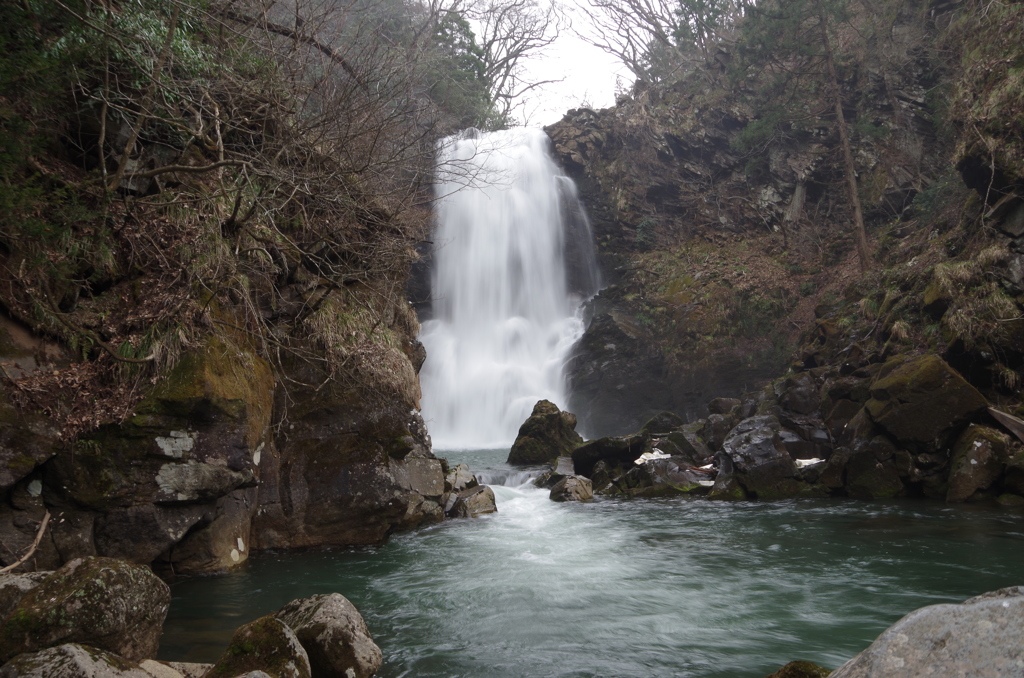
[158,448,1024,677]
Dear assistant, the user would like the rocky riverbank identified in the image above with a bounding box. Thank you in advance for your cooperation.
[512,351,1024,503]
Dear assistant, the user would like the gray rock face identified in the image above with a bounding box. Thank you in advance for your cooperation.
[946,425,1010,502]
[444,464,478,494]
[0,644,152,678]
[549,475,593,502]
[207,616,311,678]
[0,557,170,663]
[830,586,1024,678]
[276,593,383,678]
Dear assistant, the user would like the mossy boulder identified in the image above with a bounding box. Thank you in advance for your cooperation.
[275,594,382,678]
[946,425,1010,502]
[763,660,832,678]
[0,572,50,623]
[665,425,713,465]
[640,411,684,435]
[0,643,152,678]
[205,616,310,678]
[864,355,987,452]
[0,557,170,663]
[507,401,584,465]
[620,458,710,498]
[844,437,905,499]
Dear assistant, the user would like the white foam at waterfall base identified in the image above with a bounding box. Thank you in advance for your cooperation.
[419,128,597,449]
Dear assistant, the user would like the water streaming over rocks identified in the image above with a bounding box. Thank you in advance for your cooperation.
[160,450,1024,677]
[418,128,599,449]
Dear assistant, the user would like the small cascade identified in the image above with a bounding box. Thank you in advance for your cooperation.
[419,128,599,449]
[474,468,540,488]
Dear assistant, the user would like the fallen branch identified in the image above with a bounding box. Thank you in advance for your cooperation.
[0,511,51,574]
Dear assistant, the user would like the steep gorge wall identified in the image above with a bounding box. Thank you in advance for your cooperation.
[543,0,1024,437]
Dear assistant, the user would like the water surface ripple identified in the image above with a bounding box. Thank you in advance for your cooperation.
[160,450,1024,677]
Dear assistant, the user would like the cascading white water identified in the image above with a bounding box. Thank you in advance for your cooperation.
[418,128,598,449]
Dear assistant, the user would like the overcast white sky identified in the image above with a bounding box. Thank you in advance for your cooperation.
[515,31,630,127]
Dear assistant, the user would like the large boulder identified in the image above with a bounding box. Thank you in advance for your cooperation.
[549,475,593,502]
[864,355,987,452]
[0,644,152,678]
[0,557,170,663]
[572,433,649,477]
[507,401,583,465]
[830,586,1024,678]
[275,594,382,678]
[205,616,311,678]
[721,416,800,499]
[946,425,1010,502]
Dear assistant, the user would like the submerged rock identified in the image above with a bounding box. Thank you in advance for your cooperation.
[762,661,832,678]
[507,401,584,465]
[0,557,169,663]
[0,643,152,678]
[830,586,1024,677]
[206,616,311,678]
[549,475,593,502]
[275,594,382,678]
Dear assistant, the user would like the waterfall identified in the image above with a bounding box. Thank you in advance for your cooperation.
[418,128,599,450]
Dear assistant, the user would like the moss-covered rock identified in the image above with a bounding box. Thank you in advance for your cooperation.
[864,355,987,452]
[0,556,170,663]
[205,616,311,678]
[0,643,152,678]
[946,425,1010,502]
[507,401,584,465]
[275,593,382,678]
[763,660,832,678]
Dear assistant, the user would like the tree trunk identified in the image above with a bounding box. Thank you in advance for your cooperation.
[817,1,873,272]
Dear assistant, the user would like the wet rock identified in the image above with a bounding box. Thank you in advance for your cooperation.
[549,475,593,502]
[507,401,584,465]
[778,372,819,415]
[721,416,798,499]
[448,485,497,518]
[708,450,746,500]
[1002,447,1024,495]
[589,461,613,493]
[762,661,832,678]
[817,446,848,489]
[946,425,1010,502]
[622,458,711,498]
[0,557,170,663]
[572,433,649,477]
[702,414,732,452]
[707,398,741,415]
[444,464,478,494]
[275,593,382,678]
[844,437,905,499]
[565,312,677,438]
[0,643,152,678]
[207,616,311,678]
[864,355,987,452]
[641,411,684,435]
[665,425,713,465]
[157,488,257,575]
[830,586,1024,678]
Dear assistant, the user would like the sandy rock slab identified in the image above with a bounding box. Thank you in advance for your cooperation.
[831,586,1024,677]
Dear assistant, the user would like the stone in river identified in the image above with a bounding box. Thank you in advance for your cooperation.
[549,475,593,502]
[829,586,1024,678]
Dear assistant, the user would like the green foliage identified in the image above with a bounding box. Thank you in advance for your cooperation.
[635,217,657,250]
[424,11,495,128]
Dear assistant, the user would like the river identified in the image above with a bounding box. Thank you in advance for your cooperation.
[159,448,1024,677]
